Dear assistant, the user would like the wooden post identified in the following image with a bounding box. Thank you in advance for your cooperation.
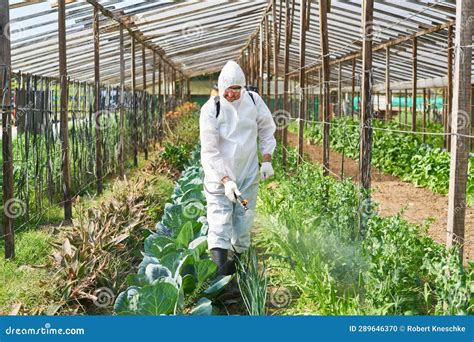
[58,0,73,221]
[427,88,431,123]
[142,45,148,160]
[187,77,191,99]
[446,25,454,151]
[319,0,330,176]
[423,88,427,143]
[259,23,264,96]
[351,58,356,118]
[297,0,306,164]
[399,90,402,123]
[253,37,257,91]
[282,0,291,170]
[164,63,167,112]
[318,69,322,121]
[385,46,391,121]
[411,37,418,132]
[358,0,374,232]
[265,14,271,104]
[247,46,252,85]
[254,38,258,88]
[118,23,125,180]
[158,56,163,144]
[248,44,252,86]
[446,0,473,259]
[1,0,14,258]
[251,42,255,86]
[131,37,138,167]
[442,88,447,140]
[338,61,342,117]
[186,78,190,99]
[272,0,279,112]
[93,5,103,194]
[405,89,408,124]
[241,52,246,79]
[152,52,156,143]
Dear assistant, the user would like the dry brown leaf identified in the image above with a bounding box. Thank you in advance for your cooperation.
[9,303,22,315]
[63,238,73,257]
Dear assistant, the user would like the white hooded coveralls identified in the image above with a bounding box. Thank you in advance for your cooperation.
[200,61,276,253]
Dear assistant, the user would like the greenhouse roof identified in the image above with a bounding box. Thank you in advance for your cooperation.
[9,0,460,88]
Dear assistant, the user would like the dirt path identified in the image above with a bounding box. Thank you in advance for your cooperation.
[287,132,474,262]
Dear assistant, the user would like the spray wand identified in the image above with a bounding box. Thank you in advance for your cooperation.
[235,194,249,212]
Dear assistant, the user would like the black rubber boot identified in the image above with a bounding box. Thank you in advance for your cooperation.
[210,248,229,277]
[225,279,241,299]
[210,249,241,301]
[227,252,242,275]
[224,252,242,300]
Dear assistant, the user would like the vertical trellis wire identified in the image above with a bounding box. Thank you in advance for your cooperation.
[3,71,172,221]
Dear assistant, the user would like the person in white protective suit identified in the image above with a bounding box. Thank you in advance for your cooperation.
[199,61,276,284]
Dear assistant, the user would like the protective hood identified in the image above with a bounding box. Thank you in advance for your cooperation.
[217,61,246,98]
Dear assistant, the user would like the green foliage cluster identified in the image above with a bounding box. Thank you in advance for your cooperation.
[256,145,472,315]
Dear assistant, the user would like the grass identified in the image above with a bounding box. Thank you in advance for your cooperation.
[0,102,200,315]
[0,157,176,314]
[0,229,56,314]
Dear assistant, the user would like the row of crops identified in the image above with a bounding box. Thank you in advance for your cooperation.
[113,135,472,315]
[289,118,474,205]
[256,145,472,315]
[114,148,232,315]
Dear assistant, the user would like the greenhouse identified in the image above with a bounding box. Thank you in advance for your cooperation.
[0,0,472,325]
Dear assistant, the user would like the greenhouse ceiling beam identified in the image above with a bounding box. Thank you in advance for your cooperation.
[287,20,454,77]
[85,0,184,78]
[238,1,273,59]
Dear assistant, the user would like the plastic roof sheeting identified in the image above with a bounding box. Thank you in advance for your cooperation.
[7,0,461,89]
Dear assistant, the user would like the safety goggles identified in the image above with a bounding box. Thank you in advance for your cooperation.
[225,86,242,94]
